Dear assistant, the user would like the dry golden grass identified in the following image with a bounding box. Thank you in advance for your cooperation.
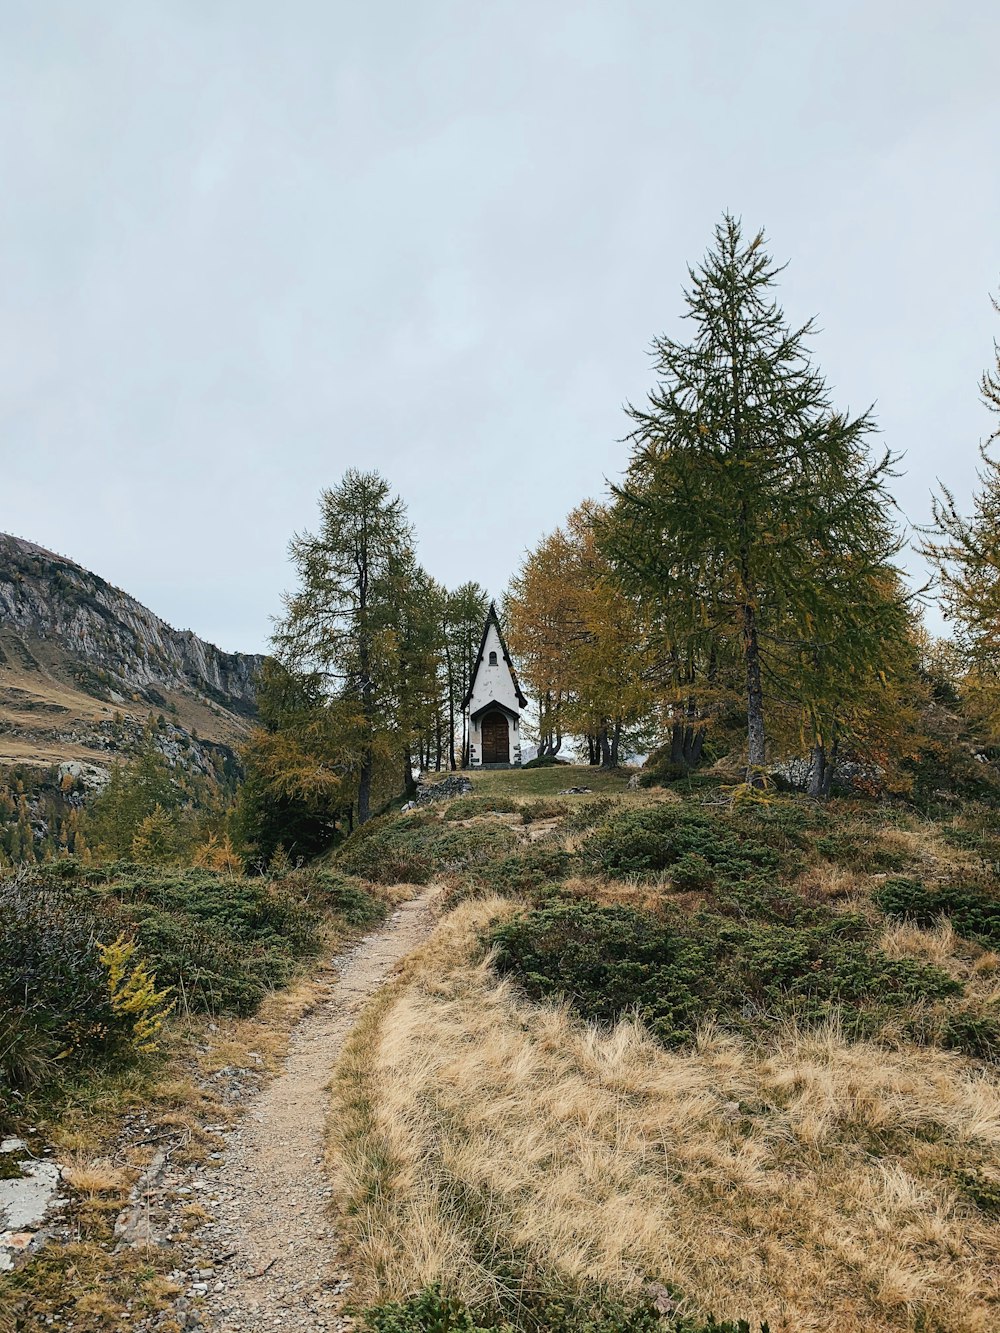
[61,1158,129,1196]
[329,897,1000,1332]
[877,823,981,880]
[793,861,870,905]
[880,921,1000,1007]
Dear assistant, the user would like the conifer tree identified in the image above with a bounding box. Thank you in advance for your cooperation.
[506,503,656,766]
[922,289,1000,722]
[607,215,900,783]
[274,471,416,824]
[86,729,179,858]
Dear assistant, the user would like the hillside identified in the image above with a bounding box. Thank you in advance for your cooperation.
[326,766,1000,1331]
[0,533,264,774]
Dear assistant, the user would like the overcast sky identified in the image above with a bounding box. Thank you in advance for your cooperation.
[2,2,998,654]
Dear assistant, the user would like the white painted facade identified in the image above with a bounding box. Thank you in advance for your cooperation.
[464,608,525,768]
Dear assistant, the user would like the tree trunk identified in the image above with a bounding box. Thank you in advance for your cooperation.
[609,719,623,768]
[807,744,826,798]
[742,600,766,785]
[821,738,839,798]
[688,728,705,766]
[402,746,416,800]
[358,750,373,825]
[444,635,457,770]
[598,725,612,767]
[670,722,685,766]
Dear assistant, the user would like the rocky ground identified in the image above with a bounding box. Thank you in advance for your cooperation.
[120,889,441,1333]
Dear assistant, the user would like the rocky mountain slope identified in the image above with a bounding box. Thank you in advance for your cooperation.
[0,533,265,776]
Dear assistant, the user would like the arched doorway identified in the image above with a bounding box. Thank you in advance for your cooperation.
[481,710,510,765]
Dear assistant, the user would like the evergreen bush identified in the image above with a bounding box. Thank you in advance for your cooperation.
[491,900,960,1048]
[875,876,1000,948]
[581,804,777,883]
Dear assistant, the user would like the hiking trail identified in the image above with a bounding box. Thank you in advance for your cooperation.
[191,888,438,1332]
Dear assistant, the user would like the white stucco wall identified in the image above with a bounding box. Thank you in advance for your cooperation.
[466,619,522,767]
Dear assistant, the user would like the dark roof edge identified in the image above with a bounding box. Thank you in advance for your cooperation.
[461,601,528,710]
[470,700,521,723]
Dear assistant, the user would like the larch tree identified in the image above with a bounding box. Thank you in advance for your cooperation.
[273,470,415,824]
[922,289,1000,726]
[505,524,578,759]
[506,503,656,766]
[234,657,365,864]
[607,215,899,784]
[396,567,447,795]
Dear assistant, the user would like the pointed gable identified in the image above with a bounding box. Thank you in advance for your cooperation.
[462,602,527,711]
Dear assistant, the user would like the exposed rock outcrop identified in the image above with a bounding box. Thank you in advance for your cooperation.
[0,533,266,784]
[0,534,263,712]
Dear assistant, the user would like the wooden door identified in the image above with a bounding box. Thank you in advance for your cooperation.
[481,711,509,765]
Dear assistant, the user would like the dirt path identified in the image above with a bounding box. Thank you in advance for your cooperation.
[196,889,439,1332]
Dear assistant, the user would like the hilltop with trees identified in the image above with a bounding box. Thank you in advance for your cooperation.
[4,216,1000,1332]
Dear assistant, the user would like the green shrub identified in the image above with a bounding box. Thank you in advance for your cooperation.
[0,1011,60,1109]
[336,816,435,884]
[471,844,572,896]
[522,754,570,769]
[491,902,710,1045]
[564,798,618,833]
[874,877,1000,948]
[520,799,570,824]
[491,900,960,1048]
[360,1283,769,1333]
[956,1168,1000,1216]
[939,1010,1000,1061]
[362,1286,493,1333]
[338,816,518,885]
[581,805,777,884]
[813,832,907,873]
[280,868,387,927]
[0,875,151,1098]
[728,799,829,855]
[29,862,325,1018]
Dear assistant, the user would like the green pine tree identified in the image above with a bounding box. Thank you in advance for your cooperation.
[606,215,901,784]
[273,470,417,824]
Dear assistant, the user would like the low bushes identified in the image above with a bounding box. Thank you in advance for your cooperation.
[361,1284,769,1333]
[519,799,570,824]
[2,858,384,1116]
[581,804,777,885]
[491,899,960,1048]
[442,795,520,821]
[470,844,571,897]
[0,874,170,1108]
[564,797,618,833]
[338,815,519,885]
[875,876,1000,948]
[63,862,324,1015]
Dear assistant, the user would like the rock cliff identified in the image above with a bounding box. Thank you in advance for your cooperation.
[0,532,265,773]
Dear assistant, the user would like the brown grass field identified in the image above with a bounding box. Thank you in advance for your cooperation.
[328,769,1000,1332]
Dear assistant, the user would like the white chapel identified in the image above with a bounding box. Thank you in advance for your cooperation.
[462,603,527,768]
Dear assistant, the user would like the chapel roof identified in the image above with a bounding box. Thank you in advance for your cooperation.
[461,601,528,710]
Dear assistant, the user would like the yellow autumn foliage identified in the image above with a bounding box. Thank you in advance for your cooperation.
[97,934,174,1052]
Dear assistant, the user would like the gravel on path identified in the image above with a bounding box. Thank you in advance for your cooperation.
[190,889,439,1333]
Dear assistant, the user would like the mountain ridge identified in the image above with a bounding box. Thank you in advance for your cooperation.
[0,531,265,773]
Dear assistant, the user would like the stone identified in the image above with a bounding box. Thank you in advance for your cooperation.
[414,774,473,804]
[0,1157,62,1272]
